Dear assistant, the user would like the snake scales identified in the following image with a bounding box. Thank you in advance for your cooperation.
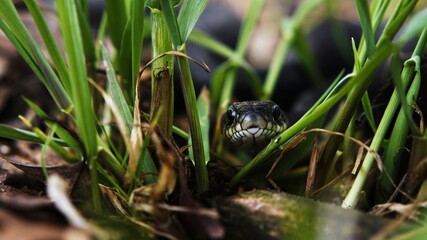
[221,100,287,154]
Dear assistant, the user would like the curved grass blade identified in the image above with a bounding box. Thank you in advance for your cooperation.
[189,30,264,101]
[19,116,78,163]
[23,97,83,155]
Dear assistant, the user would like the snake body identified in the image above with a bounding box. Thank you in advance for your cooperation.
[221,100,287,154]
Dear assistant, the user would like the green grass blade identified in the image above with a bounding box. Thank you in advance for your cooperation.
[102,46,133,132]
[117,19,133,98]
[76,0,97,68]
[189,30,235,57]
[189,88,211,165]
[342,61,422,209]
[263,0,324,99]
[150,9,174,136]
[399,7,427,42]
[351,38,362,72]
[23,97,83,155]
[189,30,264,100]
[117,0,145,101]
[130,0,146,98]
[57,0,98,157]
[0,19,40,74]
[95,12,108,64]
[0,124,66,146]
[0,1,71,109]
[210,63,231,106]
[235,0,265,55]
[105,0,128,49]
[341,27,426,208]
[391,55,421,135]
[230,43,398,188]
[370,0,390,31]
[177,0,208,43]
[292,29,322,85]
[176,54,209,193]
[23,0,71,93]
[19,116,77,162]
[361,92,377,131]
[136,137,158,185]
[158,0,182,49]
[356,0,375,57]
[155,0,208,192]
[56,0,100,209]
[376,66,421,203]
[321,0,420,173]
[212,0,266,107]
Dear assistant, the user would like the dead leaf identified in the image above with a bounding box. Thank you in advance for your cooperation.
[47,174,88,229]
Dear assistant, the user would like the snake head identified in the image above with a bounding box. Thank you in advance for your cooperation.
[221,100,287,153]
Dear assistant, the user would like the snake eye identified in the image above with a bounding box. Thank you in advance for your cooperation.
[226,109,237,122]
[272,105,282,121]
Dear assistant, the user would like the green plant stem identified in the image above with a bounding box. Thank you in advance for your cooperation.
[57,0,100,210]
[235,0,265,56]
[262,0,323,99]
[176,53,209,193]
[342,65,421,209]
[319,0,419,184]
[158,0,182,49]
[150,9,174,137]
[189,31,264,99]
[213,0,265,108]
[104,0,127,50]
[156,0,209,193]
[342,28,427,209]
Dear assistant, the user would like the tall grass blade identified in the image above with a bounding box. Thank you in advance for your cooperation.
[23,0,71,93]
[75,0,97,68]
[130,0,146,98]
[0,1,71,109]
[230,43,397,188]
[189,88,211,164]
[177,0,208,43]
[356,0,375,57]
[399,8,427,42]
[104,0,128,50]
[263,0,324,99]
[158,0,182,48]
[102,46,133,132]
[56,0,100,209]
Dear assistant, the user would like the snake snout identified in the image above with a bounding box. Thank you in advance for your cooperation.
[241,113,267,130]
[221,100,287,154]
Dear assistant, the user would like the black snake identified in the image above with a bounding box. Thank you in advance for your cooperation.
[221,101,287,154]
